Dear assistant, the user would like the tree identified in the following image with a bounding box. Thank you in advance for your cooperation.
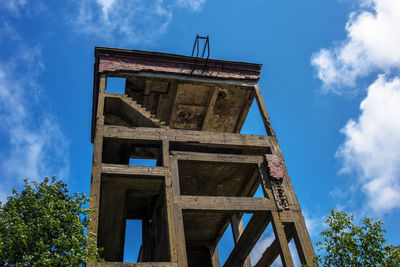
[383,245,400,266]
[315,209,400,267]
[0,177,102,266]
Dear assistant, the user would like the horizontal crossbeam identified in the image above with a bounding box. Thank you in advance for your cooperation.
[174,196,276,212]
[102,163,167,177]
[103,125,272,150]
[171,151,263,164]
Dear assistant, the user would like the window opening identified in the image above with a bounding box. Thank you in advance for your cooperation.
[106,77,126,94]
[217,223,235,265]
[240,101,267,135]
[253,183,264,198]
[129,158,158,167]
[249,223,274,264]
[123,219,142,262]
[289,238,302,266]
[270,255,283,267]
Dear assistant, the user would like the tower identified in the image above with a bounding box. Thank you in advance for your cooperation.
[88,47,316,266]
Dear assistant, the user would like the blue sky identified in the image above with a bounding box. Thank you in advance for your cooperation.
[1,0,400,265]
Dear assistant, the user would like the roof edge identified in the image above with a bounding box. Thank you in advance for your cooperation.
[94,46,262,77]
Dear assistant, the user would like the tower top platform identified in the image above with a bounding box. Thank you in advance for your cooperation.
[94,46,261,81]
[92,47,263,142]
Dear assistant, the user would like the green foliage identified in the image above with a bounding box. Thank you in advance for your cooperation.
[0,177,102,266]
[383,245,400,267]
[315,210,400,267]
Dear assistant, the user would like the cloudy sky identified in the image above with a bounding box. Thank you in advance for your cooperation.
[1,0,399,265]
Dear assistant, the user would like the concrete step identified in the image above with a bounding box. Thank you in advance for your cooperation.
[122,94,167,127]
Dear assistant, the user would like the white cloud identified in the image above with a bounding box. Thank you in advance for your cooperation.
[329,185,359,212]
[0,44,69,201]
[250,231,275,264]
[0,22,21,43]
[73,0,205,46]
[303,211,325,238]
[336,75,400,214]
[74,0,172,46]
[311,0,400,215]
[311,0,400,93]
[96,0,116,17]
[176,0,206,11]
[1,0,45,17]
[2,0,28,16]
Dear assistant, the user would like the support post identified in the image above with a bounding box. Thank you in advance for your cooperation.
[270,211,294,267]
[292,213,316,266]
[223,213,271,267]
[254,84,275,137]
[254,224,294,267]
[230,214,251,267]
[142,219,151,261]
[170,156,188,266]
[97,188,127,261]
[173,205,188,266]
[87,75,106,267]
[164,140,188,266]
[163,140,177,263]
[210,246,221,267]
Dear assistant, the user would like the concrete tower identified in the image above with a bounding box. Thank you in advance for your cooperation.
[88,47,315,267]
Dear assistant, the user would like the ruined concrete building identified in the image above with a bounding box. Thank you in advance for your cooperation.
[88,47,315,267]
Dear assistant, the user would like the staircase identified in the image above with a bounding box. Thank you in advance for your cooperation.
[106,93,167,128]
